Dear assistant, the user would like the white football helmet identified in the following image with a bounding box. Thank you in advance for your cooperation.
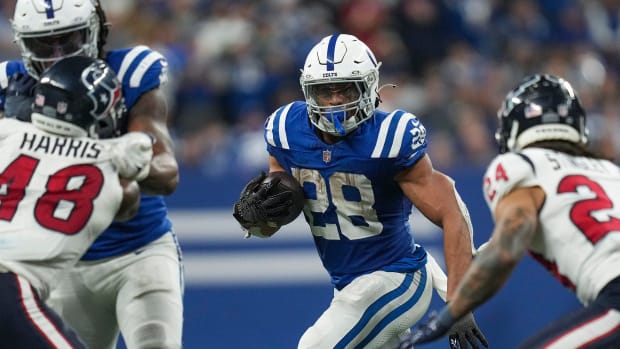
[12,0,102,78]
[300,34,382,136]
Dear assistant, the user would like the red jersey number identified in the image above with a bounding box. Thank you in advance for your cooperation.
[0,155,39,220]
[557,175,620,244]
[0,155,105,235]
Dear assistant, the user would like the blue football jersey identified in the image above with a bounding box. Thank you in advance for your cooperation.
[0,46,172,260]
[265,101,428,289]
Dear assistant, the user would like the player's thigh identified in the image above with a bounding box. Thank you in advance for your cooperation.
[519,304,620,349]
[47,263,120,349]
[117,233,184,349]
[298,268,432,349]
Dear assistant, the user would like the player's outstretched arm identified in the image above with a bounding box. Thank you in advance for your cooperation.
[449,186,543,317]
[401,186,543,348]
[397,154,488,348]
[127,88,179,195]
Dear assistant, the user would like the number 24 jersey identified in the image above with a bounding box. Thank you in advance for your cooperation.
[483,147,620,304]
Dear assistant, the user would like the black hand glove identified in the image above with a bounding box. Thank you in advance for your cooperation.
[447,312,488,349]
[232,172,293,229]
[400,308,487,349]
[4,73,36,121]
[399,308,456,349]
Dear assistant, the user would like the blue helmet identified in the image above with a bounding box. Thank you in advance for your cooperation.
[496,74,588,153]
[31,56,125,139]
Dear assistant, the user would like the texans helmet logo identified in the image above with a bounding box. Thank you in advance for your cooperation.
[81,61,122,120]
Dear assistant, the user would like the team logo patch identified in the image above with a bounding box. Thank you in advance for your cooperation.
[525,103,542,118]
[35,93,45,106]
[558,104,568,116]
[323,150,332,163]
[57,101,67,114]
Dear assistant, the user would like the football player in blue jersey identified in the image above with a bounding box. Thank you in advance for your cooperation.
[233,33,488,349]
[0,1,183,348]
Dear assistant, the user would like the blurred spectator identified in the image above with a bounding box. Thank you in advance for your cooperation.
[0,2,18,60]
[392,0,476,77]
[4,0,618,172]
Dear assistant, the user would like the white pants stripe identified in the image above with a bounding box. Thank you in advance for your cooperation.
[543,309,620,349]
[17,275,75,349]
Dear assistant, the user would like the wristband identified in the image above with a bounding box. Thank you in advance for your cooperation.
[435,306,457,329]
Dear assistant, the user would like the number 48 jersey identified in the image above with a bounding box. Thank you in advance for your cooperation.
[0,119,123,300]
[482,147,620,305]
[265,102,429,289]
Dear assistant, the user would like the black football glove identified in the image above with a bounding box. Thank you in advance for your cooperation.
[400,308,488,349]
[4,73,36,121]
[447,312,488,349]
[232,172,293,229]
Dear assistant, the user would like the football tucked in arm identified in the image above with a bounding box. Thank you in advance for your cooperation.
[262,171,305,226]
[233,171,305,238]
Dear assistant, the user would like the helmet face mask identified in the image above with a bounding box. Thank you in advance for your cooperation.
[12,0,101,78]
[32,56,125,139]
[305,81,364,136]
[300,34,381,136]
[496,74,588,153]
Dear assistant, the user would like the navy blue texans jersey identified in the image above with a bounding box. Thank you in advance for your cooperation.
[265,101,428,289]
[0,46,172,260]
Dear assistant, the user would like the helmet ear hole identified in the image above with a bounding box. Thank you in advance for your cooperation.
[93,113,123,139]
[496,74,587,153]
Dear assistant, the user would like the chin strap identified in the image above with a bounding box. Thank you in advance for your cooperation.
[328,109,347,136]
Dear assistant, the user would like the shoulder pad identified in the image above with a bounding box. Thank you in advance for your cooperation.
[370,110,427,167]
[482,152,538,213]
[265,101,306,150]
[105,46,168,108]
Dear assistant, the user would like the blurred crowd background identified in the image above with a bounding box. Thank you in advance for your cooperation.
[0,2,611,346]
[2,0,620,175]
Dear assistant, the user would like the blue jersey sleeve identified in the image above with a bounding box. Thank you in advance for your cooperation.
[369,110,428,169]
[105,46,168,109]
[395,112,427,168]
[264,101,309,167]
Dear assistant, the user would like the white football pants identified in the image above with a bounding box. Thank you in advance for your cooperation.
[47,232,184,349]
[298,265,433,349]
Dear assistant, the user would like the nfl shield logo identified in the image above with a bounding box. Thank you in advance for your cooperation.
[322,150,331,163]
[57,101,68,114]
[35,93,45,106]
